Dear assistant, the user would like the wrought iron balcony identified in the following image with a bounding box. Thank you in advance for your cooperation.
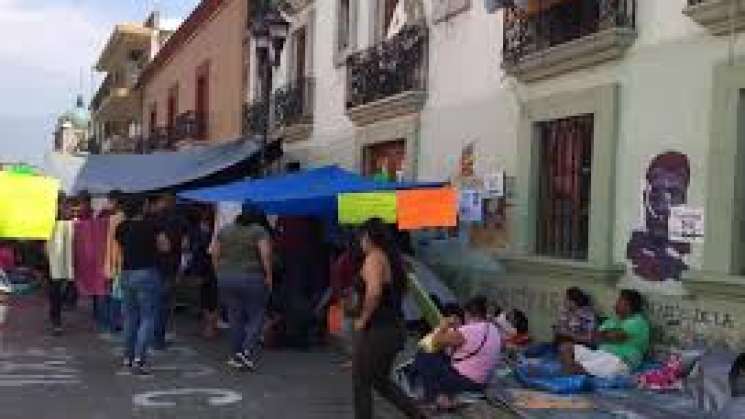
[503,0,636,81]
[90,65,142,113]
[138,128,176,153]
[684,0,745,35]
[243,101,269,137]
[272,77,314,129]
[346,25,428,114]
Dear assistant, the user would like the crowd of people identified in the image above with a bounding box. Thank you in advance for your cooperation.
[37,190,339,374]
[0,187,655,418]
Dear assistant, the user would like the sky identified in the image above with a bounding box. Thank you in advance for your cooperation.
[0,0,200,167]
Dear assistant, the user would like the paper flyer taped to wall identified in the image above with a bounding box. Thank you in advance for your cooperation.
[668,206,704,244]
[459,189,483,222]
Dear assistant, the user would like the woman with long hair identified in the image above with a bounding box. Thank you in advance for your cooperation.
[353,218,424,419]
[212,205,273,370]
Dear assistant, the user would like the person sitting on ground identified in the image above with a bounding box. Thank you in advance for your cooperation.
[555,287,597,346]
[559,289,650,379]
[501,309,531,350]
[410,296,501,411]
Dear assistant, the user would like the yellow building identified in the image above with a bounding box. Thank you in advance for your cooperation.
[90,12,175,153]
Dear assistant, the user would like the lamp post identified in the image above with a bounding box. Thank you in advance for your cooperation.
[252,6,289,176]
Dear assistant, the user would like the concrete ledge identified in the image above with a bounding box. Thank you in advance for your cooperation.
[346,90,427,127]
[501,255,625,285]
[270,120,313,143]
[683,269,745,301]
[278,0,313,15]
[502,27,637,82]
[683,0,745,35]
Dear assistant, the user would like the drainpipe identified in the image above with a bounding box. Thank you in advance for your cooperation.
[729,0,739,66]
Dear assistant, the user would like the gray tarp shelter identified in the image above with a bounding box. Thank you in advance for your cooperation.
[44,138,262,195]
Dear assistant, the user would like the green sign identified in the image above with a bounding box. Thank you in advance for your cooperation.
[337,192,397,225]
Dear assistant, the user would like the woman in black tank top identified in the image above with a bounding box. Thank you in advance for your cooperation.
[352,219,424,419]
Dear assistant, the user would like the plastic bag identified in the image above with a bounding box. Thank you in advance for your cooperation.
[0,269,10,294]
[515,364,591,394]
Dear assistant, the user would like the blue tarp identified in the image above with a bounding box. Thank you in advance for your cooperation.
[179,165,441,216]
[44,138,262,194]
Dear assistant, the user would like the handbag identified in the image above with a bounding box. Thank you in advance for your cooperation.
[452,324,490,363]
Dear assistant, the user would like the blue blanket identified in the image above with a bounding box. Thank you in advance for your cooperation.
[514,356,660,394]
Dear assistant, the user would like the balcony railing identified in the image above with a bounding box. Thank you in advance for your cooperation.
[272,77,314,130]
[90,74,113,112]
[243,101,269,137]
[346,25,428,109]
[684,0,745,35]
[90,65,142,112]
[503,0,636,66]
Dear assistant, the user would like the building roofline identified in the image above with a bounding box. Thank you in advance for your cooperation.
[136,0,229,89]
[96,24,153,71]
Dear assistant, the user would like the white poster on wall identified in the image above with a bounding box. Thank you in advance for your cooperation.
[483,171,505,198]
[459,189,483,222]
[668,206,704,243]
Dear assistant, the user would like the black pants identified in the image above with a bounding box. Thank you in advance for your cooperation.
[353,324,421,419]
[201,271,218,312]
[411,352,484,400]
[63,282,77,309]
[48,280,68,327]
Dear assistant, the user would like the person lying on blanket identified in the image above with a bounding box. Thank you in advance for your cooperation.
[410,296,502,411]
[559,289,650,379]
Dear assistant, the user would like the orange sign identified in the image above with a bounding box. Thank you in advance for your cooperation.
[396,188,457,230]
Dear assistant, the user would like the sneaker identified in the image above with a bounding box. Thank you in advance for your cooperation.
[121,358,133,369]
[236,352,256,370]
[131,360,153,377]
[52,327,63,337]
[217,320,230,330]
[227,356,248,370]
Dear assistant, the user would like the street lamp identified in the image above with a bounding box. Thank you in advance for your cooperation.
[251,8,289,175]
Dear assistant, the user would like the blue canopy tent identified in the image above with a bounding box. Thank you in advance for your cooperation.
[179,165,441,216]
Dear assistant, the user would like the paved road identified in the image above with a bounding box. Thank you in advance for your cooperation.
[0,293,406,419]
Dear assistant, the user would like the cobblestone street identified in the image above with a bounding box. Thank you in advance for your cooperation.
[0,294,386,419]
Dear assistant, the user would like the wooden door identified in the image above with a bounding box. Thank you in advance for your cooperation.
[295,27,306,83]
[364,140,406,180]
[195,62,210,140]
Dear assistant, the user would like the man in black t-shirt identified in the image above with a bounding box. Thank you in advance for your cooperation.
[148,193,187,349]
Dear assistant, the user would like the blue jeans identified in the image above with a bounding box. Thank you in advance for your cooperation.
[121,269,161,362]
[92,295,111,332]
[219,276,268,355]
[153,284,171,349]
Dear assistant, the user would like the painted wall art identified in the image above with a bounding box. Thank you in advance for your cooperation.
[626,151,692,282]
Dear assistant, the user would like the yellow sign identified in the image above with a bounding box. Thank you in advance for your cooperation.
[0,172,60,239]
[337,192,397,225]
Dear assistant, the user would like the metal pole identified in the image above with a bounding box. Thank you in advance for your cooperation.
[262,52,271,176]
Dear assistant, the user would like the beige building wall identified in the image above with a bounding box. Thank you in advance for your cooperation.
[141,0,247,142]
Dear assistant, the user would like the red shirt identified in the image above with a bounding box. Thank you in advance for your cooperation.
[0,247,15,271]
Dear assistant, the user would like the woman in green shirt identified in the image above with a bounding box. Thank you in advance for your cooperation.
[212,206,273,371]
[559,289,650,378]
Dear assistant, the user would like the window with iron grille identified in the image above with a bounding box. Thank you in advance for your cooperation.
[536,114,594,260]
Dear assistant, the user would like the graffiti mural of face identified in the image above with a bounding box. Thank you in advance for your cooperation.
[626,151,691,282]
[644,167,688,238]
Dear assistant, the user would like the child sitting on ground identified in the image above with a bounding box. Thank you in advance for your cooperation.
[495,308,532,350]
